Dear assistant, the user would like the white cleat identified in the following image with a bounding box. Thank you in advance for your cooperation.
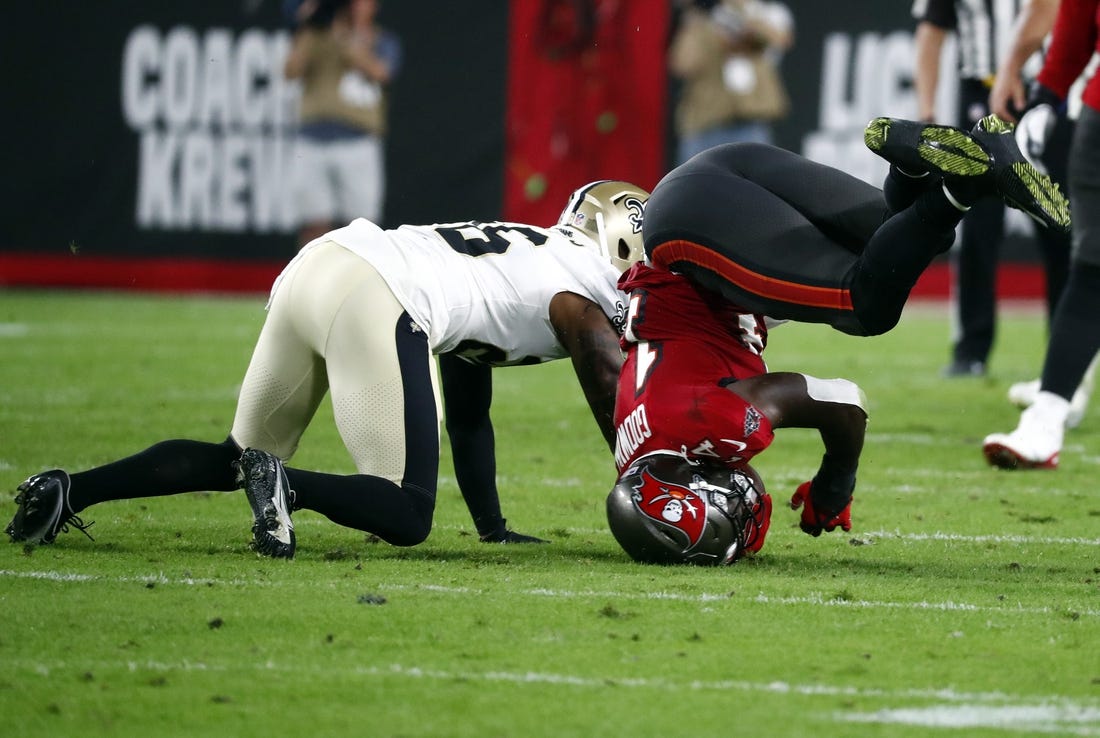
[983,392,1069,470]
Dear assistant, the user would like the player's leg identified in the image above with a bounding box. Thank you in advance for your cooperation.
[4,438,243,545]
[3,254,329,545]
[645,143,878,331]
[66,439,243,515]
[1037,107,1100,407]
[271,243,441,546]
[228,243,336,556]
[1033,113,1074,322]
[645,142,960,335]
[946,198,1005,376]
[229,245,330,461]
[983,107,1100,468]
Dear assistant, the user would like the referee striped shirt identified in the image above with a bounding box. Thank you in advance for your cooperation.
[912,0,1032,82]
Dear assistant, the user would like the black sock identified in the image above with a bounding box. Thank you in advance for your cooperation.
[286,468,436,546]
[68,438,241,513]
[883,165,936,214]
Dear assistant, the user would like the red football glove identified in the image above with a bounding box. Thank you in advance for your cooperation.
[789,481,852,537]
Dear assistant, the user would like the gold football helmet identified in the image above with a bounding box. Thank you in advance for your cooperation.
[556,180,649,273]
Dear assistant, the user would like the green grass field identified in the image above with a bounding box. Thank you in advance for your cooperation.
[1,288,1097,737]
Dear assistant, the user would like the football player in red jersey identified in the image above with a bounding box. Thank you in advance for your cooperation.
[608,125,1070,562]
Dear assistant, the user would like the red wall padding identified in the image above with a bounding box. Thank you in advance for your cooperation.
[503,0,670,227]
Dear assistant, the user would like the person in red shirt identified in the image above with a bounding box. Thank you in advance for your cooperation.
[606,118,1069,564]
[984,0,1100,469]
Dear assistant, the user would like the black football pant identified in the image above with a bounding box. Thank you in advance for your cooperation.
[643,142,963,336]
[1041,105,1100,400]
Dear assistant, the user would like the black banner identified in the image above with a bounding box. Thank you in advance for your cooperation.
[0,1,1047,290]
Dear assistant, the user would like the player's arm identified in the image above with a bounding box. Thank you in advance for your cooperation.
[439,354,545,544]
[989,0,1060,122]
[726,372,867,535]
[548,291,624,453]
[914,20,948,122]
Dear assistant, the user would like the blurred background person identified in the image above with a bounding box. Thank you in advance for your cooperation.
[668,0,794,166]
[914,0,1072,378]
[983,0,1100,469]
[987,0,1096,429]
[285,0,402,248]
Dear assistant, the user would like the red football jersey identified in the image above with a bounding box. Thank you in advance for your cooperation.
[613,263,775,471]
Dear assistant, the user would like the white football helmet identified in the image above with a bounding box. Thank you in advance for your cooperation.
[556,180,649,273]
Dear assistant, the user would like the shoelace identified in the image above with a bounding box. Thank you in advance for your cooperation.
[59,514,95,541]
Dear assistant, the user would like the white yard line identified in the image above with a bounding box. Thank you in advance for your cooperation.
[2,569,1097,618]
[862,529,1100,546]
[0,322,28,337]
[8,656,1100,734]
[430,522,1100,547]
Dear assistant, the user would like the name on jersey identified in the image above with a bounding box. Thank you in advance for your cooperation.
[614,404,652,469]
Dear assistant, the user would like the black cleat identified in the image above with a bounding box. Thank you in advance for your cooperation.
[236,449,296,559]
[970,114,1071,232]
[6,470,93,544]
[865,117,991,177]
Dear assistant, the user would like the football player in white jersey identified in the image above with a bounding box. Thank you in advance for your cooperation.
[6,182,649,558]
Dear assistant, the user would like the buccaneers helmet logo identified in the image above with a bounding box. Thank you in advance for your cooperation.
[630,466,706,546]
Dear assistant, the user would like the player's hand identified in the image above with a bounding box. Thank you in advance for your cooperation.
[479,527,549,544]
[789,481,852,537]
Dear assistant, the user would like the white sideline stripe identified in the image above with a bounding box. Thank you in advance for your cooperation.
[17,657,1100,732]
[394,584,1100,618]
[3,569,1096,618]
[0,569,247,587]
[838,703,1100,735]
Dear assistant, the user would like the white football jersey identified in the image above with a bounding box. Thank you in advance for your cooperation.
[287,217,628,366]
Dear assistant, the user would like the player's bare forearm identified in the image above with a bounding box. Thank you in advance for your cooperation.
[727,371,867,472]
[549,293,624,452]
[569,325,622,452]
